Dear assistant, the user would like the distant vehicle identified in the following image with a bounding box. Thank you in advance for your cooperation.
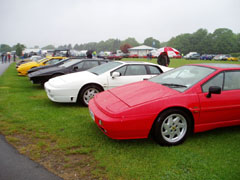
[200,54,214,60]
[16,55,43,68]
[184,52,197,59]
[213,54,230,61]
[187,53,200,60]
[17,57,66,76]
[128,54,139,58]
[106,54,123,60]
[27,58,71,74]
[227,57,239,61]
[222,54,231,61]
[29,59,108,85]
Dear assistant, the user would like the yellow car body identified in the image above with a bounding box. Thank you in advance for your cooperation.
[17,57,66,76]
[227,57,239,61]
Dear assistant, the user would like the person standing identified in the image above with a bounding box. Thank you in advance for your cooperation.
[4,54,7,63]
[157,53,170,66]
[13,53,16,62]
[7,53,11,62]
[1,53,4,63]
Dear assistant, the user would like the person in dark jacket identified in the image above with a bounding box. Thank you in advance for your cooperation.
[157,53,170,66]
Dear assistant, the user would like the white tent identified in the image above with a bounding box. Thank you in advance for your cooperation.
[128,45,157,57]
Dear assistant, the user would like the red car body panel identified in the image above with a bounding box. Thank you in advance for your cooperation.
[89,64,240,140]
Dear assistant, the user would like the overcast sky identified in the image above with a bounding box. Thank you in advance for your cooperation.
[0,0,239,48]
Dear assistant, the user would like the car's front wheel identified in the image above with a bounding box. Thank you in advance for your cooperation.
[79,85,102,106]
[154,108,192,146]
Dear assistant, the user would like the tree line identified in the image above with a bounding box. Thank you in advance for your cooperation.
[1,28,239,56]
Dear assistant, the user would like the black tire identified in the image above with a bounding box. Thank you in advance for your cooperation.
[78,85,102,106]
[153,108,192,146]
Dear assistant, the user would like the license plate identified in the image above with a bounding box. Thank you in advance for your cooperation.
[89,109,95,121]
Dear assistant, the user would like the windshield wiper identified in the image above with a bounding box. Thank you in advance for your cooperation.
[161,83,187,88]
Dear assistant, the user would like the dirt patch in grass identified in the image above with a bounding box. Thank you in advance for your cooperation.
[4,131,107,180]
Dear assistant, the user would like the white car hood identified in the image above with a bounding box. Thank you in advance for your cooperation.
[48,71,97,87]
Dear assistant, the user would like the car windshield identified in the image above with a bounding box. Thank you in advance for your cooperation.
[36,58,47,63]
[88,61,122,75]
[59,59,82,68]
[149,65,216,92]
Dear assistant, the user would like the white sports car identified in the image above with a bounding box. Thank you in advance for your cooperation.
[44,61,173,106]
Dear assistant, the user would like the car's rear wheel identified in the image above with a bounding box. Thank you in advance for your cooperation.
[154,108,192,146]
[79,85,102,106]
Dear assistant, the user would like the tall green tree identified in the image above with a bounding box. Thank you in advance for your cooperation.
[0,44,12,53]
[13,43,25,56]
[143,37,160,48]
[121,37,139,47]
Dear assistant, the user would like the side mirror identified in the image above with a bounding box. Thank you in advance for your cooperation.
[112,72,120,78]
[206,86,221,98]
[73,66,78,71]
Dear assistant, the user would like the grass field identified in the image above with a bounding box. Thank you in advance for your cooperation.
[0,59,240,179]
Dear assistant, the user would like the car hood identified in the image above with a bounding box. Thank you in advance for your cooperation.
[94,80,180,115]
[48,71,96,87]
[31,66,64,76]
[109,80,180,107]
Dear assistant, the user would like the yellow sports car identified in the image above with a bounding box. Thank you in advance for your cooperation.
[17,57,66,76]
[227,57,239,61]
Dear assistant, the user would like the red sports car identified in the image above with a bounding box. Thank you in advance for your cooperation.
[89,63,240,146]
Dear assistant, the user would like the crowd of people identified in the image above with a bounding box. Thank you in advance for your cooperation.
[1,53,16,63]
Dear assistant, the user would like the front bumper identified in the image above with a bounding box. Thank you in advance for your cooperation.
[44,82,78,103]
[88,99,151,140]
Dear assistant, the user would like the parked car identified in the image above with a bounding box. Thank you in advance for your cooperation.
[44,61,173,106]
[200,54,214,60]
[183,52,197,59]
[17,57,66,76]
[89,63,240,146]
[227,57,239,61]
[28,58,70,74]
[213,54,230,61]
[16,55,43,68]
[128,54,139,58]
[29,58,107,85]
[106,54,123,60]
[187,53,200,60]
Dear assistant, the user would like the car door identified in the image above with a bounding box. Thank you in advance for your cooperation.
[107,64,159,89]
[72,60,99,72]
[198,70,240,125]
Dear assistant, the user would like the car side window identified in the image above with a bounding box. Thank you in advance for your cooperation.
[202,73,224,92]
[125,65,147,75]
[99,61,108,64]
[82,61,99,70]
[147,65,162,74]
[112,65,127,76]
[224,71,240,90]
[75,62,84,69]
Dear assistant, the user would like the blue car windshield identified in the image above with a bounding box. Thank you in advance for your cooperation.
[88,62,122,75]
[149,65,216,92]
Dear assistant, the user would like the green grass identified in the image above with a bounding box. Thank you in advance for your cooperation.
[0,59,240,179]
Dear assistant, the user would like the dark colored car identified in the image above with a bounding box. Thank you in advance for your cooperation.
[200,54,214,60]
[28,58,108,85]
[27,58,71,74]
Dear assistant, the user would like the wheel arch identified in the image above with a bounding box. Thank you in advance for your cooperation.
[149,106,195,137]
[77,83,104,102]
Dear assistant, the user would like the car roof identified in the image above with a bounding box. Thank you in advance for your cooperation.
[191,63,240,69]
[115,61,157,65]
